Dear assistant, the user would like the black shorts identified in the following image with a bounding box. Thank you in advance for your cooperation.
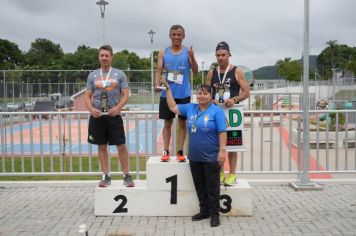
[159,96,191,120]
[88,115,126,145]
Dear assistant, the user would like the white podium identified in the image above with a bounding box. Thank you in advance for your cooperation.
[95,156,253,216]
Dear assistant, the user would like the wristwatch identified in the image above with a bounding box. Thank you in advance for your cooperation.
[233,97,239,103]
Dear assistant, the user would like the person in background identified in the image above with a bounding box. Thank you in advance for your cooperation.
[85,45,135,188]
[155,24,198,162]
[165,82,227,227]
[206,41,250,186]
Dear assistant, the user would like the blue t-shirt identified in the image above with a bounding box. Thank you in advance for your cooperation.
[160,46,191,99]
[178,103,227,162]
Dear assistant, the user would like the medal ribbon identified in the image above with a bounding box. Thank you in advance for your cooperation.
[193,104,211,130]
[217,64,230,84]
[100,67,112,87]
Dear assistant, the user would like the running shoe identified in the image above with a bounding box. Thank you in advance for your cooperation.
[98,174,111,187]
[161,150,170,162]
[220,172,225,185]
[223,173,237,186]
[176,150,186,162]
[123,174,135,187]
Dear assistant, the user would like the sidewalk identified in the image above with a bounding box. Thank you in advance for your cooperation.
[0,181,356,236]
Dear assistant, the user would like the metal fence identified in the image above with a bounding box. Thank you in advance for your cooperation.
[0,110,355,178]
[2,70,355,111]
[0,69,160,109]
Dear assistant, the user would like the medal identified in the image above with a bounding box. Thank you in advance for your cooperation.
[216,65,231,104]
[100,67,112,88]
[191,125,197,134]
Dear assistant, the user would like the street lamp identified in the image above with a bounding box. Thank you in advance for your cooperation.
[96,0,109,45]
[201,61,205,84]
[148,29,156,110]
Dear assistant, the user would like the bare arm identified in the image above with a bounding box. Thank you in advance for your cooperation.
[217,132,227,166]
[205,70,213,86]
[154,49,165,90]
[233,69,250,102]
[224,68,250,107]
[108,88,129,116]
[84,89,101,118]
[165,84,180,115]
[188,46,198,74]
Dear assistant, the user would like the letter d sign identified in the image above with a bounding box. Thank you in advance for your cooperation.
[228,109,242,127]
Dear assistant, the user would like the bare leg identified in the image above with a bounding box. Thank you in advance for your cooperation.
[228,152,238,174]
[177,118,187,152]
[117,144,129,174]
[163,119,173,152]
[98,144,109,174]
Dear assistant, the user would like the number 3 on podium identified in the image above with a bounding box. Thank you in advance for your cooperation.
[165,174,232,213]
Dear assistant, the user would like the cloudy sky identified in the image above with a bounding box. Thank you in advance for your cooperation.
[1,0,355,70]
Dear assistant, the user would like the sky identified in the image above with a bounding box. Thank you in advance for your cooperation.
[0,0,355,70]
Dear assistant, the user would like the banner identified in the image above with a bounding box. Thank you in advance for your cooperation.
[223,104,245,152]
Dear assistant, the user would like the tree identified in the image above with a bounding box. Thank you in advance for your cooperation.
[345,60,356,75]
[25,38,64,68]
[276,58,302,81]
[316,40,355,79]
[0,39,23,69]
[72,45,99,70]
[112,50,150,82]
[23,38,65,86]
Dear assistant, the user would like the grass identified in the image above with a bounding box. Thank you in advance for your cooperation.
[0,155,147,181]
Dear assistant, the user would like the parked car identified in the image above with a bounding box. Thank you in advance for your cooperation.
[24,101,35,111]
[6,103,20,110]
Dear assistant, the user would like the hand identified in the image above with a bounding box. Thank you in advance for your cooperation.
[224,98,235,108]
[90,108,102,118]
[188,46,195,59]
[217,150,226,166]
[154,85,162,92]
[108,106,121,116]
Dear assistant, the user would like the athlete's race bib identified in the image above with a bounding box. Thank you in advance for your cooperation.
[167,72,183,85]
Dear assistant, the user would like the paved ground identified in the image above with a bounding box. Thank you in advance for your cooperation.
[0,181,356,236]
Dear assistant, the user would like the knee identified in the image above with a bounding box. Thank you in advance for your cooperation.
[164,120,173,129]
[99,145,107,152]
[179,120,187,129]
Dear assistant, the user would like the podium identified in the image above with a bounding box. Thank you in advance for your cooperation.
[95,156,253,216]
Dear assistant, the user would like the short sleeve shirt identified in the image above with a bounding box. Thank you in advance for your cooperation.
[86,68,128,110]
[178,103,226,162]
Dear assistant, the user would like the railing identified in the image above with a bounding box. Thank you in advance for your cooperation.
[1,110,355,178]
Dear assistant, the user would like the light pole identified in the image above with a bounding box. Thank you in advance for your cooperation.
[3,71,6,107]
[96,0,109,45]
[201,61,205,84]
[290,0,321,190]
[148,29,156,110]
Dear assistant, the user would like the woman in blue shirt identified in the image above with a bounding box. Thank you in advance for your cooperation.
[165,83,227,227]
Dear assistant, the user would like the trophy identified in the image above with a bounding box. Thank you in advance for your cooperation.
[101,90,109,115]
[217,84,225,104]
[156,68,168,90]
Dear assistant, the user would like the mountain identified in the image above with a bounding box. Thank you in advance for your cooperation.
[253,55,317,80]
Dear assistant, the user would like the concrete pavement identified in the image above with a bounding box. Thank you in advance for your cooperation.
[0,181,356,236]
